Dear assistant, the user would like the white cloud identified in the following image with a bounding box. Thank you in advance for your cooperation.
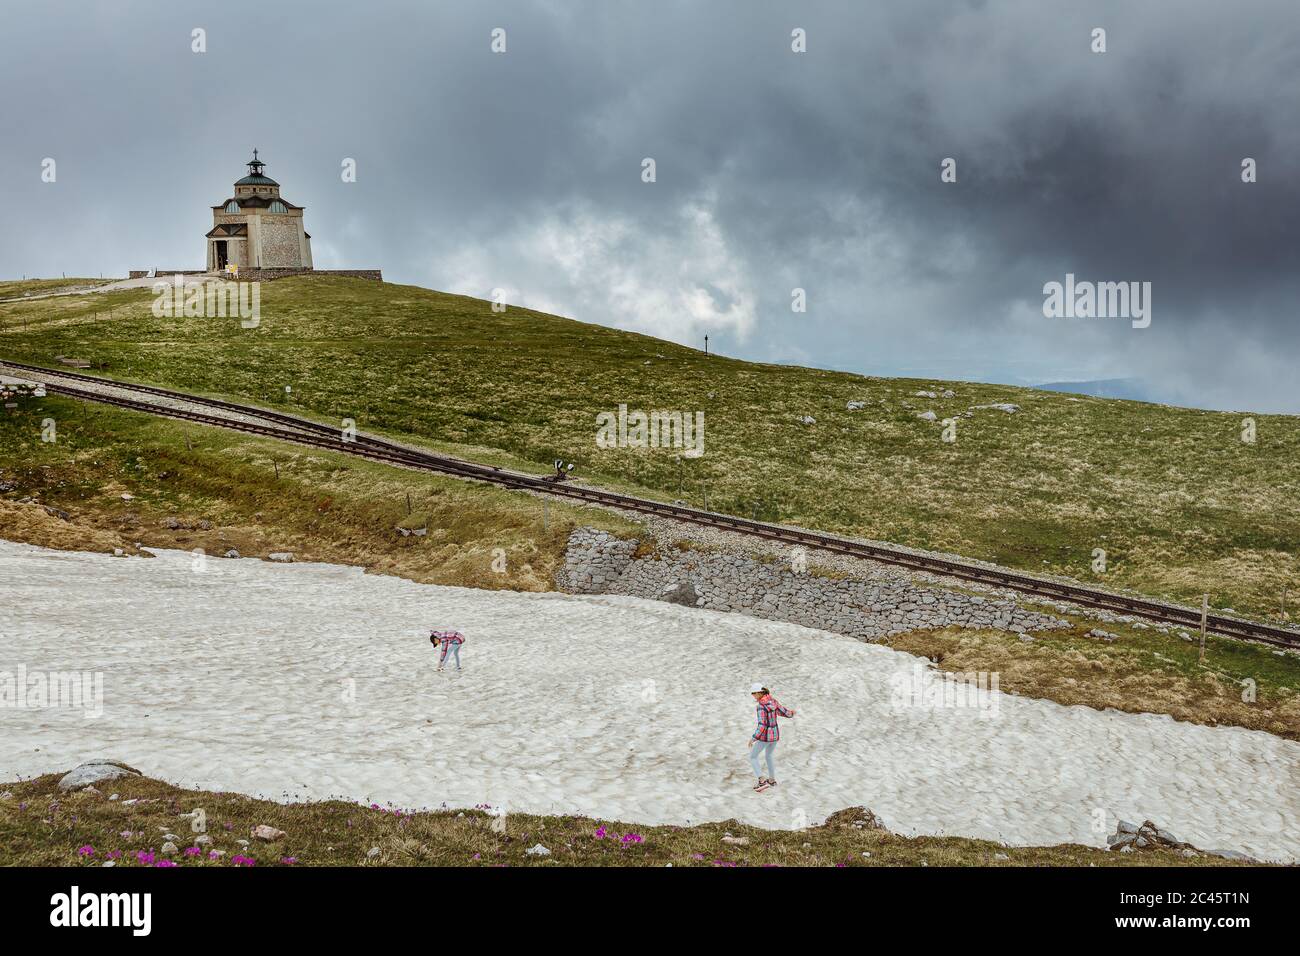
[435,195,757,345]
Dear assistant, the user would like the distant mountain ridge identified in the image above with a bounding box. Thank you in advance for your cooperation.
[1032,378,1154,402]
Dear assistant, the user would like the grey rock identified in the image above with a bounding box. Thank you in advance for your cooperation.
[57,760,142,792]
[660,580,701,608]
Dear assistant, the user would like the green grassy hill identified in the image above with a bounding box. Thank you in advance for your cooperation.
[3,275,1298,620]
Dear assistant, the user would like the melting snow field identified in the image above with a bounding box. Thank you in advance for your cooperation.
[1,540,1297,861]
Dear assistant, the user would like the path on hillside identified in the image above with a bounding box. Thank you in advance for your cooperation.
[2,540,1297,861]
[0,274,217,303]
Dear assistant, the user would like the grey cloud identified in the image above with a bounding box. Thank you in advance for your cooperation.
[2,0,1297,410]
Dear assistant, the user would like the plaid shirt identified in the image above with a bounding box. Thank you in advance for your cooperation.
[431,630,465,663]
[752,694,794,742]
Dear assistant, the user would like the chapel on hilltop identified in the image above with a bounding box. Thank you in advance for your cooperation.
[206,150,313,273]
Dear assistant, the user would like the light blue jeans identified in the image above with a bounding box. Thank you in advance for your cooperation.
[440,643,461,670]
[749,739,777,781]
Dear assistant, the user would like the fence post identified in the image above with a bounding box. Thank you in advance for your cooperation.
[1198,594,1208,663]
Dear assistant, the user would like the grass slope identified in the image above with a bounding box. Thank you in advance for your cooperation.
[0,395,637,591]
[2,275,1298,621]
[0,773,1247,867]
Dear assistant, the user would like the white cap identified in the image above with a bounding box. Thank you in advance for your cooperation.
[749,683,765,694]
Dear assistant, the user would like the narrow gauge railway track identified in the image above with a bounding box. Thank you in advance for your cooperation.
[7,359,1300,650]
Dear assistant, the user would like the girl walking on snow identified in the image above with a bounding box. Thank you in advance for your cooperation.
[747,683,795,792]
[430,629,465,671]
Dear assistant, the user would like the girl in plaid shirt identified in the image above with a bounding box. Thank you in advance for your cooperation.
[747,683,795,791]
[430,629,465,671]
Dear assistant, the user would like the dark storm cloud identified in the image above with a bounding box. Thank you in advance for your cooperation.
[2,0,1298,410]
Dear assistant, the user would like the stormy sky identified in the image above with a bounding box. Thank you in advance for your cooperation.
[2,0,1298,412]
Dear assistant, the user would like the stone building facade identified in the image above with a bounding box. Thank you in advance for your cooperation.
[206,150,314,273]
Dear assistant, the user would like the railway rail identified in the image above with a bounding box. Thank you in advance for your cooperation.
[6,358,1300,650]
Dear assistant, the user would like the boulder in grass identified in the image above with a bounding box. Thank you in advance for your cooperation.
[1106,819,1214,856]
[252,824,286,842]
[525,844,552,857]
[916,410,937,422]
[821,807,888,831]
[268,552,294,563]
[58,760,143,792]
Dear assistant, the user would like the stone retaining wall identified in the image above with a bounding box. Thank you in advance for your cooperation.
[237,268,383,282]
[129,269,383,282]
[559,527,1070,641]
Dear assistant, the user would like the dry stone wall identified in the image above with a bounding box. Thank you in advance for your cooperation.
[559,527,1070,641]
